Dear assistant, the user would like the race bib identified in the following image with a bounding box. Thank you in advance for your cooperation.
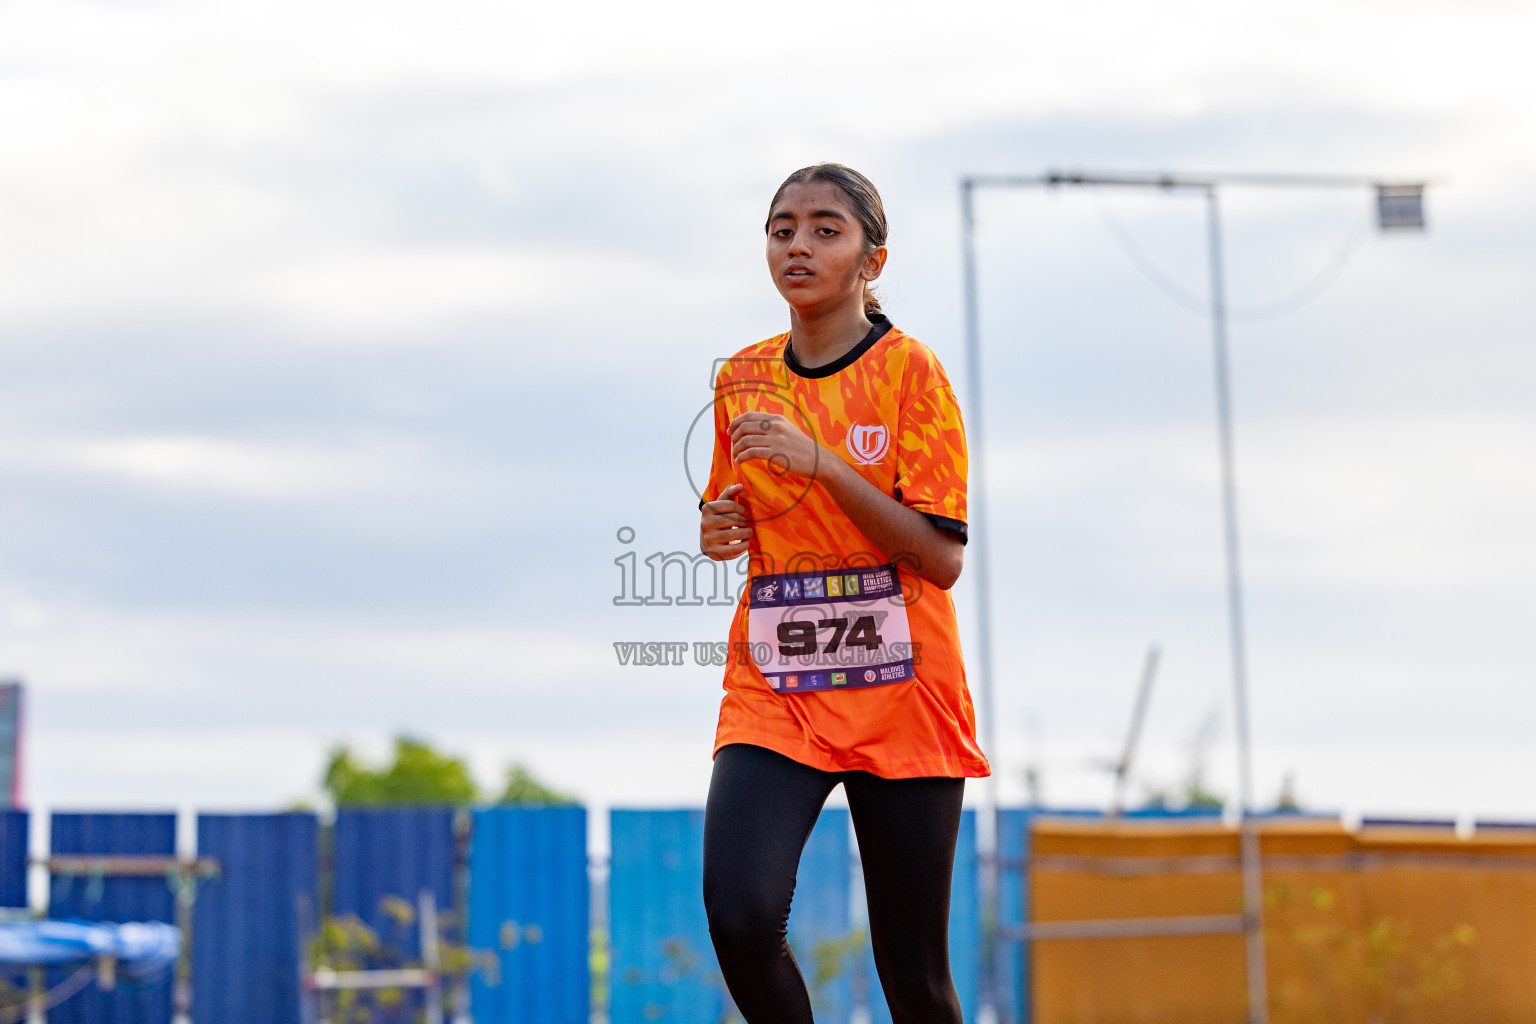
[747,563,915,694]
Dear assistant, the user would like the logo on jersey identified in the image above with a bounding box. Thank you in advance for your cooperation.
[755,580,779,602]
[845,423,891,465]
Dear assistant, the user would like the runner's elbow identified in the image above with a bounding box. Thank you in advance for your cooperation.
[930,547,963,590]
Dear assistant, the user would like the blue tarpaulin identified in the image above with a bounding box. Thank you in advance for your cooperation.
[0,921,180,978]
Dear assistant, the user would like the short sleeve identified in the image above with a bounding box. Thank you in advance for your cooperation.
[895,384,968,538]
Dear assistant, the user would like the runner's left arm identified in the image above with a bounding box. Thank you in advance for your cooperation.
[729,413,964,590]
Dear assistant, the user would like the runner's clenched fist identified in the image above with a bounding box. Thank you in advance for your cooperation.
[700,483,752,560]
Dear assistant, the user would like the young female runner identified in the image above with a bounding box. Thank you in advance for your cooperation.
[697,164,989,1024]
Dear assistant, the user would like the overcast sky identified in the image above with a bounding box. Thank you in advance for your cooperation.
[1,0,1532,839]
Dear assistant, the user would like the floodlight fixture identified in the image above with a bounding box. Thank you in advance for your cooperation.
[1377,183,1427,230]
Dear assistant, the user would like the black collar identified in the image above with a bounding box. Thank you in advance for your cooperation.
[783,314,894,379]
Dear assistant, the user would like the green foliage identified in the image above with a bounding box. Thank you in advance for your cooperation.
[310,899,494,1024]
[1181,775,1226,810]
[626,936,741,1024]
[619,930,861,1024]
[809,928,868,1005]
[1138,775,1225,812]
[590,927,610,1018]
[1267,882,1477,1024]
[1276,771,1301,812]
[1138,706,1228,811]
[0,976,27,1016]
[324,736,479,806]
[322,736,576,807]
[498,763,577,805]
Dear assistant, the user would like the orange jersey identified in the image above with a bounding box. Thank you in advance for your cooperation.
[704,317,991,779]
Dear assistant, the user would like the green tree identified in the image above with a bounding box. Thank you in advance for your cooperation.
[497,763,577,805]
[1140,707,1227,811]
[1276,771,1301,812]
[324,735,479,805]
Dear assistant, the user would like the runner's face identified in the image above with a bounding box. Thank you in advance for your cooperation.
[766,182,883,312]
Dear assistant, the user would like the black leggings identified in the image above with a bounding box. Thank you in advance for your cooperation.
[702,743,965,1024]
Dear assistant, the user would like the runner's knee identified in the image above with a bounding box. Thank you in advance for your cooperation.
[882,973,962,1024]
[704,881,788,957]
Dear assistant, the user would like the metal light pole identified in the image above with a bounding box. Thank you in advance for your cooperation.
[959,169,1427,1024]
[1202,183,1269,1021]
[958,177,1002,1022]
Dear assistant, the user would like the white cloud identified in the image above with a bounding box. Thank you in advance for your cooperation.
[0,434,424,500]
[0,603,613,695]
[247,245,565,337]
[987,409,1536,589]
[1241,413,1536,586]
[246,244,667,338]
[1,0,1532,337]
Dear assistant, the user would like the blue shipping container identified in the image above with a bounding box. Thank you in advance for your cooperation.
[609,808,855,1024]
[0,809,27,909]
[332,806,457,960]
[609,809,721,1024]
[193,813,318,1024]
[48,812,177,1024]
[996,808,1031,1024]
[468,806,589,1024]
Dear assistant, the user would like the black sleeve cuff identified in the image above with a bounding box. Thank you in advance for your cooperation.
[705,495,966,545]
[922,513,969,545]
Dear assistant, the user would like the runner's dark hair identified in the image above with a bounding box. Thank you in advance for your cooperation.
[766,163,887,316]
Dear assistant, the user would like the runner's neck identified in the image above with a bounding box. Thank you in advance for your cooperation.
[787,301,873,369]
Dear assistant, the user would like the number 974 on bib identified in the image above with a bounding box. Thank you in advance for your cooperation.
[747,564,915,694]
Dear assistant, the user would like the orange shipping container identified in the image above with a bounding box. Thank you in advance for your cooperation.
[1028,818,1536,1024]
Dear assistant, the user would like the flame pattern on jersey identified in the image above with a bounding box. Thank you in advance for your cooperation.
[703,322,990,779]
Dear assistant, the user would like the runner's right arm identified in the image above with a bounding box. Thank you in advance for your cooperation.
[701,483,752,560]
